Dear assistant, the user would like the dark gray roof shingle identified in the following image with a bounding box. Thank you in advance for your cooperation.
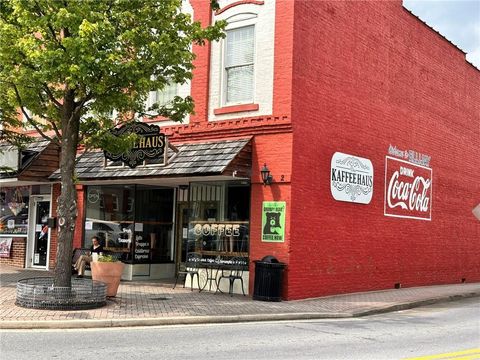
[50,137,251,181]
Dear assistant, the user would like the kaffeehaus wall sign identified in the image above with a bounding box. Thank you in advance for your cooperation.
[384,145,432,221]
[104,122,166,168]
[330,152,374,204]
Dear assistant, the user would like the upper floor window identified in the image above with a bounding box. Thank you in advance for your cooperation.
[209,1,275,120]
[146,81,178,111]
[224,25,255,105]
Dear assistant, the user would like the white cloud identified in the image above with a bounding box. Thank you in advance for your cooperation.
[466,46,480,68]
[467,23,480,68]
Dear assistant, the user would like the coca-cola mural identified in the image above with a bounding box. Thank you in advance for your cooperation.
[384,156,432,221]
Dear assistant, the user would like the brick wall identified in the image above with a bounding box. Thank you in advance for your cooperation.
[190,0,212,124]
[273,0,294,116]
[0,237,26,267]
[248,132,293,295]
[73,185,84,248]
[288,1,480,299]
[48,183,84,269]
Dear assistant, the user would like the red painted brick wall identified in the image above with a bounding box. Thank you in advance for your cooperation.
[0,238,26,267]
[273,0,294,116]
[249,133,293,295]
[48,183,83,269]
[289,1,480,299]
[190,0,212,125]
[73,185,84,249]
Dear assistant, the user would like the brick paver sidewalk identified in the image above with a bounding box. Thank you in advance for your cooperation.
[1,264,479,329]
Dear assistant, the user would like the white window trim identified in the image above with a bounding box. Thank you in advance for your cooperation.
[221,22,257,107]
[209,0,276,121]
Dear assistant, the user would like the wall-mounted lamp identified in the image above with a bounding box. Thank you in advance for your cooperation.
[260,163,273,186]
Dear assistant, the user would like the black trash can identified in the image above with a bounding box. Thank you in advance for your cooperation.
[253,255,286,302]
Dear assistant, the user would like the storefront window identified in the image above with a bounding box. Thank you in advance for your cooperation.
[0,187,30,236]
[83,185,174,264]
[134,186,174,263]
[186,181,250,263]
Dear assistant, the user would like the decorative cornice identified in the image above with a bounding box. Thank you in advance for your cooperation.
[162,115,292,142]
[215,0,264,15]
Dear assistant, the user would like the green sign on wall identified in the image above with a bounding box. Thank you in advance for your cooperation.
[261,201,286,242]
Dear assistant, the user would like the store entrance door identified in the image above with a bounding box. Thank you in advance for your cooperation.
[29,196,51,268]
[175,202,190,272]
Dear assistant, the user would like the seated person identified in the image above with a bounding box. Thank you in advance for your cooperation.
[74,236,104,278]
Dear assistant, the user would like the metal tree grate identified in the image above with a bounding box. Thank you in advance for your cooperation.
[16,277,107,310]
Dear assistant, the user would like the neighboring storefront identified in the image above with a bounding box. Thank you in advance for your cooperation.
[0,140,59,269]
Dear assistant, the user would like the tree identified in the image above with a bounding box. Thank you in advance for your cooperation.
[0,0,224,287]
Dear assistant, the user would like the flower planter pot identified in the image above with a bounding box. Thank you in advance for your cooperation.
[91,261,125,297]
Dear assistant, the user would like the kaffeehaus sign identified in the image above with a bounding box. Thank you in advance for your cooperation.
[104,122,166,168]
[384,145,432,221]
[331,152,374,204]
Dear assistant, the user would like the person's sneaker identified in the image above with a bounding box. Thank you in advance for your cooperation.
[76,275,84,278]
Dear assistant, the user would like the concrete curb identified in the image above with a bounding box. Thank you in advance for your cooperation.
[352,291,480,317]
[1,292,478,330]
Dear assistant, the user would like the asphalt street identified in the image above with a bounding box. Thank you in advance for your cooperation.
[1,297,479,360]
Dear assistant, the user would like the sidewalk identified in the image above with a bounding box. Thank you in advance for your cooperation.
[1,264,479,329]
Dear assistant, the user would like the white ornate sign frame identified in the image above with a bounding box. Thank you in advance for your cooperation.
[330,152,374,204]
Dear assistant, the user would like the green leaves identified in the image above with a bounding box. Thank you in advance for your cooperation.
[0,0,228,287]
[0,0,225,148]
[98,254,119,262]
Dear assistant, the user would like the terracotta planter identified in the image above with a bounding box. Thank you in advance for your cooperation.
[91,261,125,297]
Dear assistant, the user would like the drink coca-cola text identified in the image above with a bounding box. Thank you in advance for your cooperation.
[387,171,431,212]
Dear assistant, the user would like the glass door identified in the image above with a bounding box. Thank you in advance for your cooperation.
[30,197,50,268]
[175,203,191,267]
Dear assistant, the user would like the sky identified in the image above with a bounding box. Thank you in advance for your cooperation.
[403,0,480,68]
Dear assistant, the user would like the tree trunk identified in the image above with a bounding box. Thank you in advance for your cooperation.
[53,96,80,288]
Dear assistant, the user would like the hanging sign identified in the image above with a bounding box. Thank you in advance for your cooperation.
[104,122,166,168]
[261,201,286,242]
[331,152,374,204]
[384,156,432,221]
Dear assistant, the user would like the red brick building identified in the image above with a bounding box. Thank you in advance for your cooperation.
[2,0,479,300]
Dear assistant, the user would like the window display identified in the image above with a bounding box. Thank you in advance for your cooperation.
[185,181,250,263]
[0,187,29,236]
[83,185,174,264]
